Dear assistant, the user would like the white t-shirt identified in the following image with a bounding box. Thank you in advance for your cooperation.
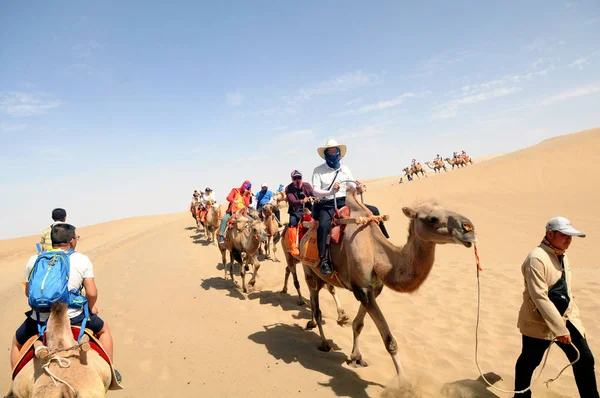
[24,251,95,321]
[201,192,219,208]
[312,163,356,200]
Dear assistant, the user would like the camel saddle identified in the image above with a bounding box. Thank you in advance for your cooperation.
[330,206,351,244]
[8,327,123,392]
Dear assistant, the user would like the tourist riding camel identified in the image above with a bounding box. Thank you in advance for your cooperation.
[9,223,121,382]
[256,183,282,227]
[218,181,252,243]
[40,208,67,252]
[311,139,389,275]
[284,170,315,256]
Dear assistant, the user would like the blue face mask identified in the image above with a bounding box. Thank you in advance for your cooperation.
[325,149,341,169]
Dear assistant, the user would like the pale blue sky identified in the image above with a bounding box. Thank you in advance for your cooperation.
[1,1,599,239]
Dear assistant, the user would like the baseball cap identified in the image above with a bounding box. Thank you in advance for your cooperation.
[291,170,302,178]
[261,182,268,188]
[545,217,586,237]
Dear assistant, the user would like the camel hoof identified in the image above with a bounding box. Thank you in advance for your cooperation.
[337,311,350,326]
[296,299,306,306]
[248,279,256,287]
[346,358,369,368]
[306,320,317,330]
[279,288,288,294]
[318,342,333,352]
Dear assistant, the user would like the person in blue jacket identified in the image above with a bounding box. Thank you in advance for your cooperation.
[256,183,281,226]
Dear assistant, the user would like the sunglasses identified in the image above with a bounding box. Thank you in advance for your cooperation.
[292,176,302,180]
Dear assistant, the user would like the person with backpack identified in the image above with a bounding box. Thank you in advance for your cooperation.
[513,217,598,397]
[311,139,389,276]
[39,208,67,252]
[10,223,119,381]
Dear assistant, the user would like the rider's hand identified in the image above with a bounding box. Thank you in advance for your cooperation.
[332,182,341,192]
[556,334,572,345]
[91,306,99,315]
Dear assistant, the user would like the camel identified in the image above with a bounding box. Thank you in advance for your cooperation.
[190,198,199,224]
[444,157,465,170]
[260,203,281,262]
[203,201,220,244]
[402,164,426,179]
[297,187,476,377]
[273,191,287,208]
[425,160,447,173]
[11,303,115,397]
[219,210,268,293]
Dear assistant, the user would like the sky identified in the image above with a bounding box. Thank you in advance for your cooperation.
[1,0,599,240]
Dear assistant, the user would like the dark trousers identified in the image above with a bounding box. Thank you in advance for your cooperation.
[514,321,599,397]
[313,198,389,258]
[289,209,303,227]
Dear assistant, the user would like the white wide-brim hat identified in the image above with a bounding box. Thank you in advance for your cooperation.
[318,139,347,160]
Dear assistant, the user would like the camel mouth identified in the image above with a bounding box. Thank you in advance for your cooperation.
[452,229,477,248]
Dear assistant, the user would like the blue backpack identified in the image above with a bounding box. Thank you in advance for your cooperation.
[27,249,89,342]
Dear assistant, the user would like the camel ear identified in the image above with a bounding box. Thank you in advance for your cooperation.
[402,207,417,219]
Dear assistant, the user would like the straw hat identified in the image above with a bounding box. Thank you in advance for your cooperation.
[317,139,347,160]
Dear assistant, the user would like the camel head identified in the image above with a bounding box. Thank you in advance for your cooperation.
[402,203,476,248]
[248,219,269,243]
[262,203,275,217]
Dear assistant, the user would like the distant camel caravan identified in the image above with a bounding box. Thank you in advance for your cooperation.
[295,187,476,377]
[402,163,427,179]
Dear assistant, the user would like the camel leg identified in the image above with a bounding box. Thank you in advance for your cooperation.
[248,255,260,288]
[239,256,247,293]
[281,266,290,294]
[363,287,404,376]
[325,284,349,326]
[308,282,332,352]
[348,303,368,367]
[229,252,236,284]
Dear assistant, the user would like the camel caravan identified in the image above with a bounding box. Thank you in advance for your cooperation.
[196,139,478,382]
[400,151,473,182]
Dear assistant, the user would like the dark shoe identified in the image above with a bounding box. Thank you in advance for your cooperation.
[320,257,333,275]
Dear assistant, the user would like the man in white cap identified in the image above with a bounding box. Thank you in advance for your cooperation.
[255,182,281,227]
[513,217,598,397]
[312,138,389,275]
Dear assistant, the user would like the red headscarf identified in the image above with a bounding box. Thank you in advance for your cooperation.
[240,180,251,193]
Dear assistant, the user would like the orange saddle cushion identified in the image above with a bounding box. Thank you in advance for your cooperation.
[330,206,351,244]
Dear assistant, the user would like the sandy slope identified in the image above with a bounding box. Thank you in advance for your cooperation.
[1,127,599,397]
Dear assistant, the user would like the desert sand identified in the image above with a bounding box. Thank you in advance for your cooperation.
[1,128,599,397]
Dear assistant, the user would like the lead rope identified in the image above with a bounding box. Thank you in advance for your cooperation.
[473,243,580,394]
[42,356,77,396]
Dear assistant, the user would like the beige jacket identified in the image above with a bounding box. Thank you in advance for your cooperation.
[517,243,585,340]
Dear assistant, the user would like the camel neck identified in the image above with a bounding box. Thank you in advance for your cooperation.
[377,220,436,293]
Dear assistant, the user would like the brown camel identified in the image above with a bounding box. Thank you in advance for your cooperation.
[402,165,426,179]
[444,157,465,169]
[219,210,268,293]
[190,198,200,227]
[11,303,117,397]
[260,203,281,262]
[203,201,220,244]
[425,160,447,173]
[273,191,287,208]
[298,187,476,376]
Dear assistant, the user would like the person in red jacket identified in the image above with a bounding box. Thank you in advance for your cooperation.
[218,180,252,243]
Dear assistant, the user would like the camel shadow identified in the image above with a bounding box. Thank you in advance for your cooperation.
[200,277,246,301]
[248,323,384,398]
[440,372,502,397]
[246,290,312,320]
[184,226,197,231]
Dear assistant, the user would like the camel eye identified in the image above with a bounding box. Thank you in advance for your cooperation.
[426,217,439,224]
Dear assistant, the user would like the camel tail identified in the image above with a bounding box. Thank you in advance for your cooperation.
[232,248,243,263]
[273,231,281,244]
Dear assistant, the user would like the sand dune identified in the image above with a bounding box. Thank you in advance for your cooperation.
[1,127,599,397]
